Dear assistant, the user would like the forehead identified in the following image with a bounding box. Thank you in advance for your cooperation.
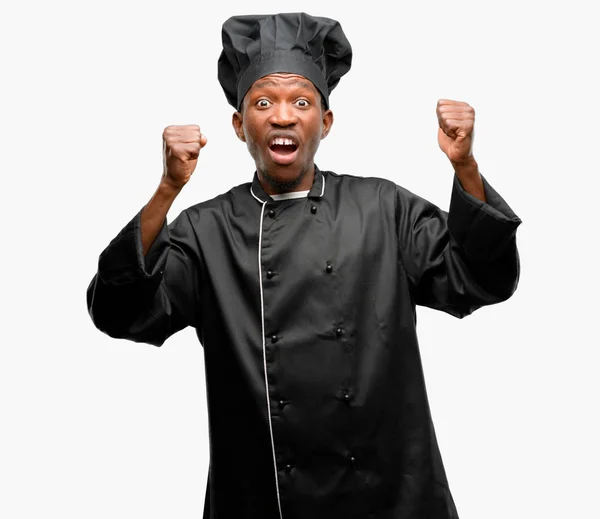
[248,73,319,95]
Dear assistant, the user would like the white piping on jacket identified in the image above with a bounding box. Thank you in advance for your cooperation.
[248,172,325,518]
[255,197,284,519]
[250,186,264,204]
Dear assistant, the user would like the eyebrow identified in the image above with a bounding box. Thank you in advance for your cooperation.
[252,79,316,91]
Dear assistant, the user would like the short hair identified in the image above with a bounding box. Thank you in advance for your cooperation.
[319,94,327,113]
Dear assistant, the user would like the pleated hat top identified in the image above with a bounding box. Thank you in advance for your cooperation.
[218,12,353,110]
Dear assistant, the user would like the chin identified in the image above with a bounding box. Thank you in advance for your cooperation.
[263,165,307,191]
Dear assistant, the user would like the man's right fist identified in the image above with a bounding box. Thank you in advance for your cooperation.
[162,125,207,189]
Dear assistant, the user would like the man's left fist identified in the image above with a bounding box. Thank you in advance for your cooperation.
[436,99,475,164]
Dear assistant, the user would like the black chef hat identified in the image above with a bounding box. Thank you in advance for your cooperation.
[218,12,352,111]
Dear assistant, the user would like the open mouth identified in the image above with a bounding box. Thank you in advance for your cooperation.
[268,137,299,165]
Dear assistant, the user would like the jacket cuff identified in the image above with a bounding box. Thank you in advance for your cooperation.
[98,209,170,286]
[448,174,522,261]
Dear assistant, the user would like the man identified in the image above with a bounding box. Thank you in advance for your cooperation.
[87,12,521,519]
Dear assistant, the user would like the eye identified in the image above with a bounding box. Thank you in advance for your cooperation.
[256,99,271,108]
[295,99,310,108]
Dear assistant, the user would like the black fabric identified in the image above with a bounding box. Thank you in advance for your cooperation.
[218,13,352,110]
[87,168,521,519]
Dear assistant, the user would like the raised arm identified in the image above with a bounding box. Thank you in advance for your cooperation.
[87,125,207,345]
[141,125,208,254]
[397,100,522,318]
[436,99,489,201]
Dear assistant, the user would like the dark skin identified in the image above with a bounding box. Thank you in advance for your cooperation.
[232,73,333,195]
[139,73,485,255]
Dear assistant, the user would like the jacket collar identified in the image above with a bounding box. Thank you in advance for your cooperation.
[250,165,326,203]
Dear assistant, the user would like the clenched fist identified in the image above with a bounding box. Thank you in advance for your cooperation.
[436,100,475,165]
[162,125,208,189]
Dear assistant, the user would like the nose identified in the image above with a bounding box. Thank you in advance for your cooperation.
[268,102,298,127]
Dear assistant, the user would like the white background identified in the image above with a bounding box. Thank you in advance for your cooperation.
[1,0,598,517]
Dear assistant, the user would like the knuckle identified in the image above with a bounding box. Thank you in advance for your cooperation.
[170,144,184,156]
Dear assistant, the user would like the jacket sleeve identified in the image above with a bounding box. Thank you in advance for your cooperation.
[86,208,203,346]
[396,174,522,318]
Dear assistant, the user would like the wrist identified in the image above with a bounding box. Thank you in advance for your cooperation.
[452,156,486,202]
[159,176,185,197]
[451,155,478,175]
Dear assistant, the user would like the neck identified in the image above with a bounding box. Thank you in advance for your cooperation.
[258,164,315,195]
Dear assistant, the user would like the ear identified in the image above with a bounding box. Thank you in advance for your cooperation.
[232,111,246,142]
[321,109,334,140]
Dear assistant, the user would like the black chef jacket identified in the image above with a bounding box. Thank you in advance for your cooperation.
[87,167,521,519]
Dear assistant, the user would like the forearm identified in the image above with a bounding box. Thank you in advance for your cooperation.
[141,179,183,256]
[401,173,521,317]
[452,156,486,203]
[87,201,190,345]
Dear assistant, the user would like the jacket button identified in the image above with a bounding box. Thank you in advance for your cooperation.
[349,454,356,464]
[268,209,276,218]
[336,327,343,337]
[326,263,333,273]
[285,463,293,473]
[310,205,317,214]
[267,270,274,279]
[343,392,351,403]
[279,399,286,408]
[271,335,279,344]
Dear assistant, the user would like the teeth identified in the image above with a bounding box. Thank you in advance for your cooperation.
[271,137,295,146]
